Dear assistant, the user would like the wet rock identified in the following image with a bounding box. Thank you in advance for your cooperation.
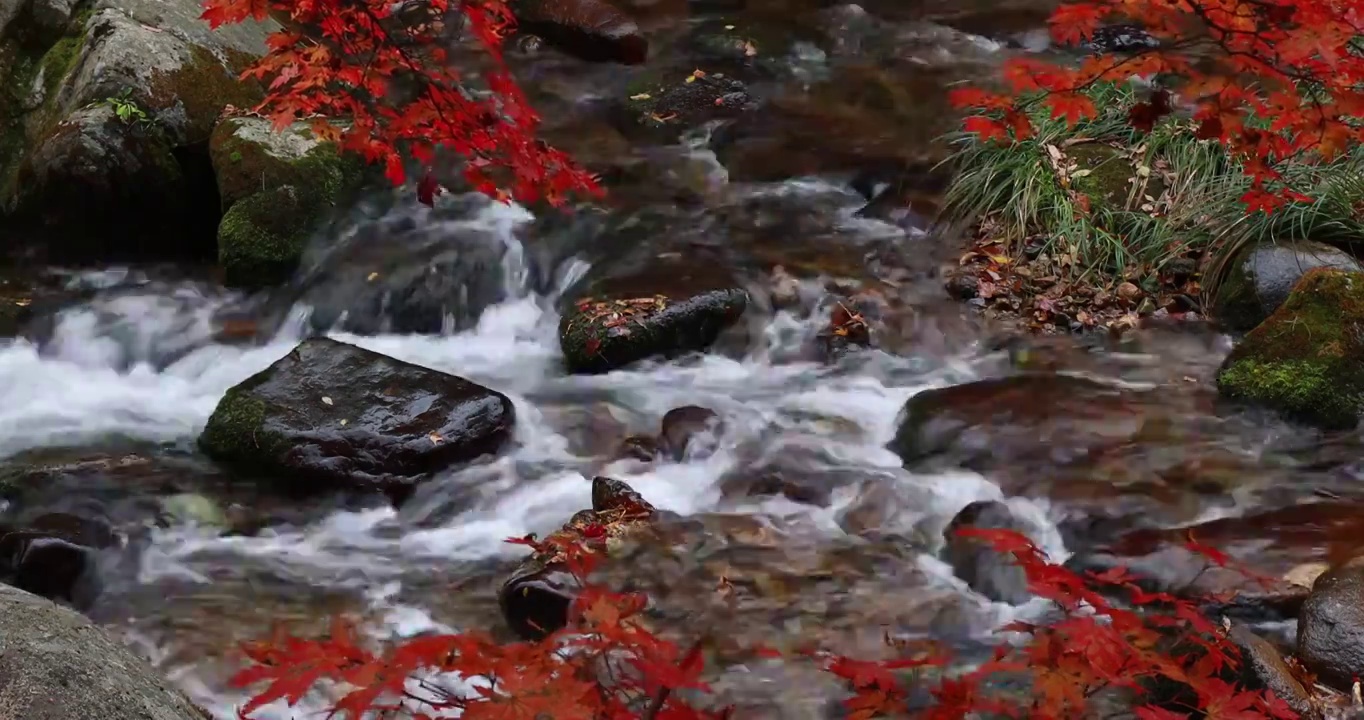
[559,258,748,374]
[659,405,721,461]
[1,0,274,263]
[1299,556,1364,691]
[709,65,954,183]
[1060,501,1364,624]
[198,337,515,498]
[0,583,212,719]
[0,532,101,609]
[8,105,194,261]
[613,434,659,462]
[1228,624,1317,718]
[1084,23,1160,53]
[888,373,1148,472]
[287,200,512,336]
[818,296,874,361]
[499,476,656,639]
[209,117,368,288]
[1212,240,1363,332]
[511,0,648,64]
[1217,269,1364,429]
[611,69,756,143]
[942,500,1031,605]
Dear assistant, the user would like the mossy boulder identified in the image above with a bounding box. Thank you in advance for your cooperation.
[209,116,367,287]
[1212,239,1363,332]
[1216,268,1364,429]
[558,256,749,374]
[199,337,516,499]
[9,103,200,261]
[0,0,275,261]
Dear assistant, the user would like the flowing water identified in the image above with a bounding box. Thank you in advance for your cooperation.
[2,1,1362,717]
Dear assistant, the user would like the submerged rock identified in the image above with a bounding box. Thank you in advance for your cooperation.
[198,337,515,498]
[611,69,756,143]
[888,373,1147,472]
[942,500,1031,605]
[658,405,721,461]
[0,583,212,719]
[1212,240,1363,332]
[1217,268,1364,429]
[209,117,367,288]
[559,259,748,374]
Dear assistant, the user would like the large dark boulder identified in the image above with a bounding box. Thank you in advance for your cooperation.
[198,338,515,497]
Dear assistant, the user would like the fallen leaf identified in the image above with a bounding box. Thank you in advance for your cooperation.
[322,396,334,406]
[367,272,379,282]
[629,92,651,100]
[340,419,348,426]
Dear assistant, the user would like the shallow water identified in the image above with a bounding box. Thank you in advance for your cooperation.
[1,2,1357,716]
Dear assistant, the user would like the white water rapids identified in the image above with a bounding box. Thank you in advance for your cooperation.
[0,189,1068,718]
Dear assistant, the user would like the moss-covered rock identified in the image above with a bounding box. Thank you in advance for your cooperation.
[198,337,516,497]
[1216,268,1364,429]
[1212,240,1363,333]
[209,116,367,287]
[0,0,275,261]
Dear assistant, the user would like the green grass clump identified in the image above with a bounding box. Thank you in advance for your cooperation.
[939,79,1364,295]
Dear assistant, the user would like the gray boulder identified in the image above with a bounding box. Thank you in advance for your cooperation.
[1,0,275,261]
[0,583,210,719]
[1213,239,1364,332]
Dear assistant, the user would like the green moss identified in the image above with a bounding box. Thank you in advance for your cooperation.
[148,45,263,145]
[0,2,91,204]
[1216,268,1364,429]
[198,387,287,463]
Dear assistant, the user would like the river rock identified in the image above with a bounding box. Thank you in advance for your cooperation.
[658,405,721,461]
[0,583,212,719]
[888,373,1148,472]
[284,199,513,336]
[511,0,647,64]
[1228,624,1317,718]
[1,0,276,263]
[499,476,656,639]
[1213,240,1364,332]
[558,258,748,374]
[198,337,515,498]
[942,500,1031,605]
[1217,268,1364,429]
[1298,556,1364,691]
[610,68,756,143]
[208,117,367,288]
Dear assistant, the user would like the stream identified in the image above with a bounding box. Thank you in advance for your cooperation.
[2,0,1362,717]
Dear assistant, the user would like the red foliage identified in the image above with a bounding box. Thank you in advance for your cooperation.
[947,0,1364,212]
[200,0,601,206]
[231,525,1306,719]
